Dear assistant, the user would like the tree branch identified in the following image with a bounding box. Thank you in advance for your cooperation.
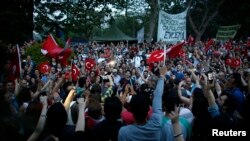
[188,12,199,35]
[200,0,224,34]
[199,9,209,30]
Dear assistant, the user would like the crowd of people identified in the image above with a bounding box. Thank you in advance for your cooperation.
[0,39,249,141]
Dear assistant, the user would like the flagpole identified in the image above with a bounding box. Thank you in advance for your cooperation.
[16,44,22,79]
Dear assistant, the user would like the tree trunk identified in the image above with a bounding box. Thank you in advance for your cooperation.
[195,33,202,42]
[148,10,157,41]
[147,0,159,41]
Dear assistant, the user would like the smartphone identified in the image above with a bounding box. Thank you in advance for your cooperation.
[208,73,214,80]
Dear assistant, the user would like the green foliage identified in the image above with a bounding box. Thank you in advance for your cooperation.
[34,0,113,39]
[25,42,48,64]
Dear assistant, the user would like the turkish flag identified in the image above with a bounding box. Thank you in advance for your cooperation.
[225,58,232,66]
[204,39,214,53]
[7,45,21,81]
[147,50,164,63]
[85,58,96,71]
[166,42,185,58]
[38,62,51,74]
[186,35,195,45]
[71,64,80,81]
[58,47,72,66]
[41,34,63,58]
[224,40,233,51]
[231,58,241,68]
[178,49,185,57]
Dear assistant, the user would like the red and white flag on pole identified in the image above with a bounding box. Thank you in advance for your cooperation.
[58,47,72,66]
[71,64,80,81]
[41,34,63,58]
[85,58,96,71]
[166,42,185,58]
[8,45,21,81]
[204,39,214,53]
[147,50,164,63]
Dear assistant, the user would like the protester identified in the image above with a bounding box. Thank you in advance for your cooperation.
[0,38,249,141]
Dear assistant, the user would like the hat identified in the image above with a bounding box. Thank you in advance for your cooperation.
[113,69,118,72]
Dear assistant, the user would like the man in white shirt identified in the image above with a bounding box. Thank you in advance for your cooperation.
[112,69,121,86]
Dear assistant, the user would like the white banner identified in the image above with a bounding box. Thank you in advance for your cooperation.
[137,27,144,43]
[157,9,187,43]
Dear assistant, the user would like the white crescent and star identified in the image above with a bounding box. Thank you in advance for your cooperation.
[234,60,240,66]
[73,69,76,75]
[153,52,164,59]
[43,64,49,71]
[41,49,48,55]
[86,62,93,68]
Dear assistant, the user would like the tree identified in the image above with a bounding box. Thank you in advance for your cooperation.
[34,0,113,39]
[145,0,159,41]
[217,0,250,40]
[187,0,224,41]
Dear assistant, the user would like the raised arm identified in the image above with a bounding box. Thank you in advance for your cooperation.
[14,78,21,96]
[75,97,87,132]
[63,89,76,113]
[188,69,201,88]
[201,73,216,106]
[201,73,219,118]
[214,79,222,96]
[107,75,114,87]
[52,75,65,94]
[27,96,48,141]
[168,106,184,141]
[178,80,191,105]
[32,79,51,100]
[152,66,168,114]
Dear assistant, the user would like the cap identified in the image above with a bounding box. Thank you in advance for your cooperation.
[113,69,118,72]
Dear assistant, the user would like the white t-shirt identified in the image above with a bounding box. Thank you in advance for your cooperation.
[133,56,142,68]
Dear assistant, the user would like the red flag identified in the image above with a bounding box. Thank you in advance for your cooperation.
[204,39,214,53]
[225,58,232,66]
[41,34,63,58]
[38,62,51,74]
[231,58,241,68]
[71,64,80,81]
[166,42,185,58]
[178,49,185,57]
[58,47,72,66]
[85,58,96,71]
[7,45,21,81]
[147,50,164,63]
[65,71,70,80]
[224,40,233,50]
[187,35,195,45]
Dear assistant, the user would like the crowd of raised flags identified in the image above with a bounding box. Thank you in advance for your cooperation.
[5,34,250,84]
